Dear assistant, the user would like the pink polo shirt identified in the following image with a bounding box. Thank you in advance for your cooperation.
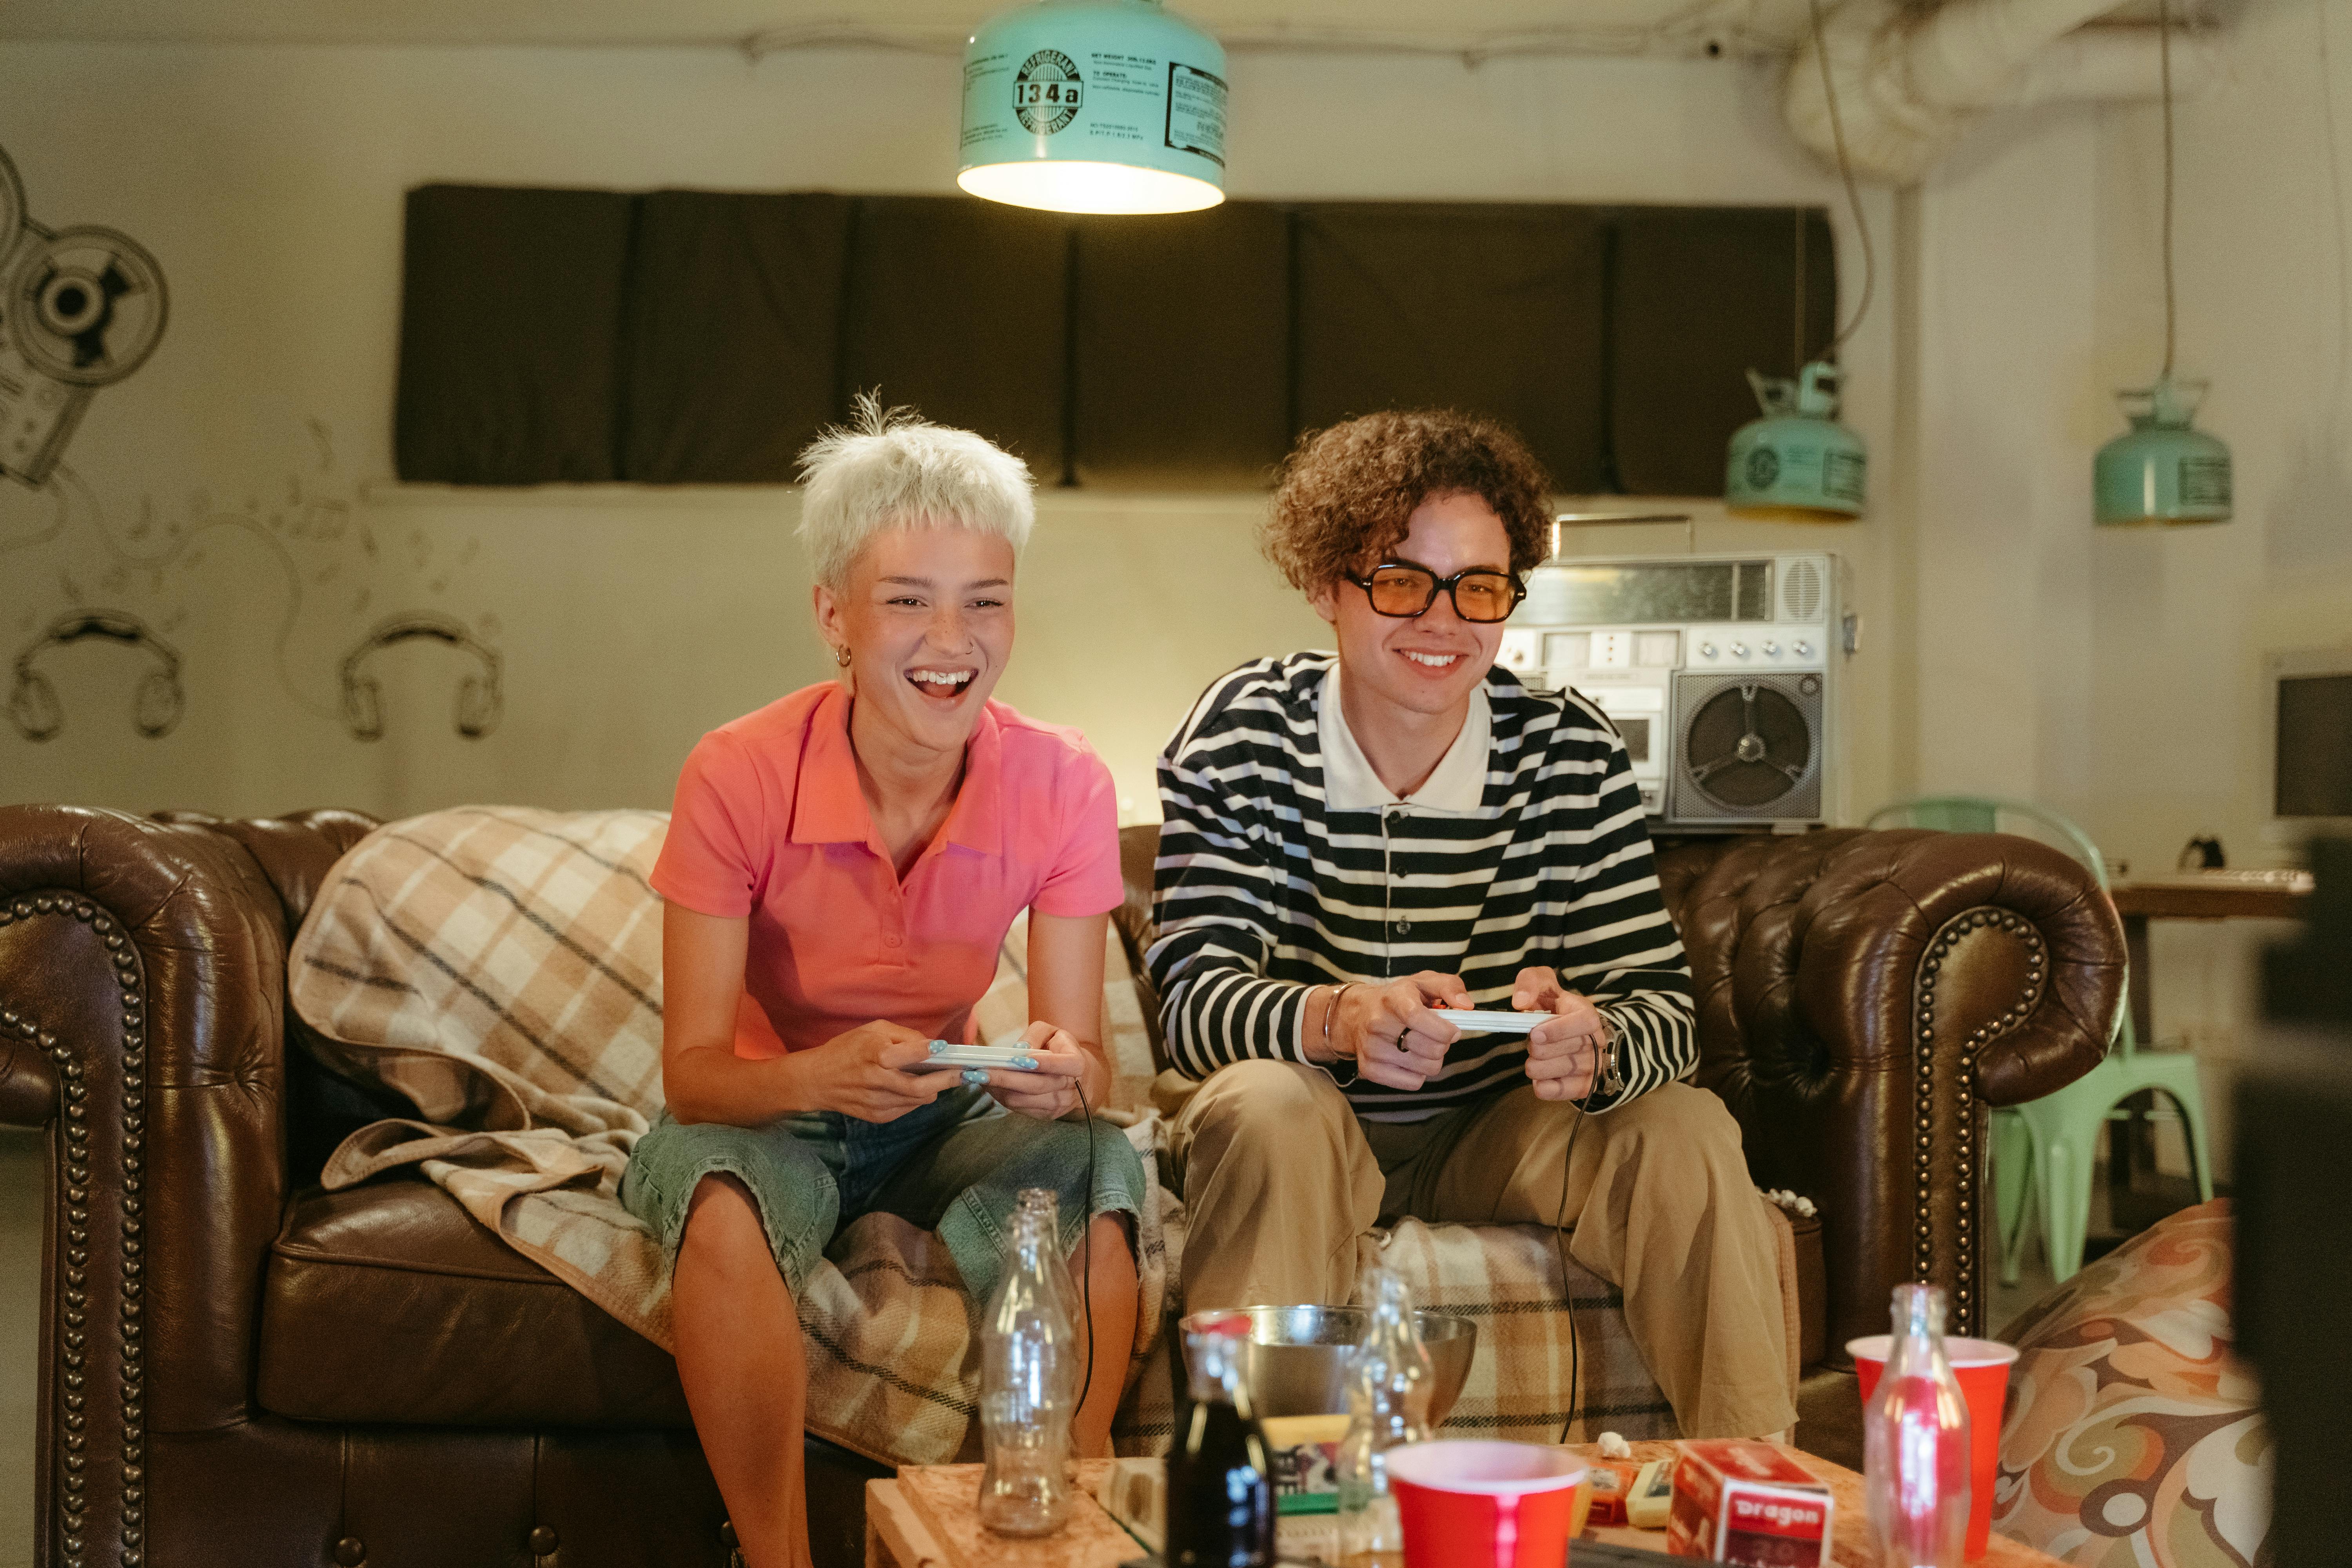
[651,681,1123,1059]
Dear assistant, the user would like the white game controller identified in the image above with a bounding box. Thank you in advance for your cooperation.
[900,1042,1045,1074]
[1432,1009,1543,1034]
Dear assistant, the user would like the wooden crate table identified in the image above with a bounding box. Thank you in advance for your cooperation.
[864,1445,2070,1568]
[866,1461,1141,1568]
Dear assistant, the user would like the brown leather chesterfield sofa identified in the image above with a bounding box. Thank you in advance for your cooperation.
[0,804,2124,1568]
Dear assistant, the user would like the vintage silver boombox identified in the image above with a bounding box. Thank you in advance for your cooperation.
[1499,551,1850,830]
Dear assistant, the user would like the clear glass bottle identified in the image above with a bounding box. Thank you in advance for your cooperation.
[1014,1187,1082,1408]
[1335,1267,1434,1568]
[976,1189,1074,1537]
[1864,1283,1971,1568]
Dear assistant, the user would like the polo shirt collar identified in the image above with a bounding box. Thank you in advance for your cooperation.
[789,682,1004,855]
[1318,661,1490,815]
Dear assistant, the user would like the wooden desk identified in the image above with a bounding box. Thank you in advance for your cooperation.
[864,1445,2069,1568]
[2109,872,2310,1045]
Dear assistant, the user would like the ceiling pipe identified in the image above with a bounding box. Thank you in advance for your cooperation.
[1782,0,2222,184]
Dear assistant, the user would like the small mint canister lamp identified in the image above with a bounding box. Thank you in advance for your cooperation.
[1725,361,1868,521]
[2093,376,2232,526]
[2093,0,2231,528]
[958,0,1227,215]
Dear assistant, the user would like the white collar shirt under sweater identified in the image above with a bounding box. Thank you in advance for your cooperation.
[1147,650,1696,1123]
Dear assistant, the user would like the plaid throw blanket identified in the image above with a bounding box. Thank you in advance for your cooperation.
[286,805,1171,1466]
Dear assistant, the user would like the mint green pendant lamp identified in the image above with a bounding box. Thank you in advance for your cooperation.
[1726,0,1871,522]
[958,0,1227,215]
[2094,377,2231,524]
[1726,361,1867,519]
[2094,0,2230,526]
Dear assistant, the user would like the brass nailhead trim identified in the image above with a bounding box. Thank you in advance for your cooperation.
[7,897,148,1568]
[1914,906,2049,1336]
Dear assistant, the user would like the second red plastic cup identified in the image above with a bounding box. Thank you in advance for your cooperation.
[1849,1333,2020,1559]
[1385,1441,1588,1568]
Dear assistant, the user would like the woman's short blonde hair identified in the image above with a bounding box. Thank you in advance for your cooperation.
[795,394,1036,591]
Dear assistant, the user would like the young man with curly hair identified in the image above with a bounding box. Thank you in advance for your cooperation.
[1147,409,1794,1440]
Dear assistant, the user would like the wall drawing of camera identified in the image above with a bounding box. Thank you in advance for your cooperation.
[340,613,503,741]
[0,143,169,488]
[7,610,185,742]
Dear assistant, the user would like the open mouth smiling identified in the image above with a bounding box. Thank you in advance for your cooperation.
[906,668,976,701]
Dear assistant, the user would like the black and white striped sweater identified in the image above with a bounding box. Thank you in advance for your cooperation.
[1145,651,1696,1123]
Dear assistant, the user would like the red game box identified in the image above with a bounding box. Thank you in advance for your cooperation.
[1585,1458,1646,1526]
[1664,1441,1834,1567]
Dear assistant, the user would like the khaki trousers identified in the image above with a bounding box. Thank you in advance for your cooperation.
[1165,1061,1795,1440]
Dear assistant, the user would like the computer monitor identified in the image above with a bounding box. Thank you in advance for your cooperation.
[2267,647,2352,832]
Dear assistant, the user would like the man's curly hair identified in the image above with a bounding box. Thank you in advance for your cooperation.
[1262,410,1554,590]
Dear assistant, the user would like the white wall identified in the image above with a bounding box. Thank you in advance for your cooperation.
[0,40,1896,827]
[2081,0,2352,1171]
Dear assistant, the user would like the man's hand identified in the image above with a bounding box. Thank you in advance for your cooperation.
[790,1020,949,1123]
[962,1020,1103,1121]
[1512,966,1610,1103]
[1323,971,1471,1091]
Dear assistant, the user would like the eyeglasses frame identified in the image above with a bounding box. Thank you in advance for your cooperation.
[1345,560,1529,624]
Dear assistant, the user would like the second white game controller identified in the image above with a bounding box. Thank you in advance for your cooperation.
[900,1042,1045,1074]
[1432,1009,1544,1034]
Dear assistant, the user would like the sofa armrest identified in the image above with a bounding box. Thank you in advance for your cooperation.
[0,1030,58,1125]
[1661,827,2125,1352]
[0,803,307,1566]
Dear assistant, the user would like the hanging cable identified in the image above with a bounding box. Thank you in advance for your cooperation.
[1793,208,1809,374]
[1073,1074,1097,1429]
[2323,0,2348,410]
[1806,0,1877,359]
[2160,0,2178,378]
[2321,0,2351,419]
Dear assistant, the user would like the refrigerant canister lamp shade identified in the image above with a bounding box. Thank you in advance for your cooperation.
[957,0,1228,215]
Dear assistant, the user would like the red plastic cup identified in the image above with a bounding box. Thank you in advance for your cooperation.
[1849,1334,2020,1560]
[1385,1441,1588,1568]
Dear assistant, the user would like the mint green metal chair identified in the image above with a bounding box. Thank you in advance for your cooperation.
[1866,797,2214,1284]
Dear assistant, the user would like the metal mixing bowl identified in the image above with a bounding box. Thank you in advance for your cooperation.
[1215,1304,1478,1423]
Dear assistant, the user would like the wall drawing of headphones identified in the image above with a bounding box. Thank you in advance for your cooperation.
[0,143,169,487]
[339,612,503,741]
[7,610,185,742]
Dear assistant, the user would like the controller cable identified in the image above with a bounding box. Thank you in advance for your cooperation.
[1072,1072,1097,1432]
[1544,1037,1609,1446]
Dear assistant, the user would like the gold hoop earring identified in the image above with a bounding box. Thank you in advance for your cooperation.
[833,646,852,668]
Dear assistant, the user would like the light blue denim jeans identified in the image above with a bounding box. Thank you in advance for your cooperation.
[620,1085,1145,1304]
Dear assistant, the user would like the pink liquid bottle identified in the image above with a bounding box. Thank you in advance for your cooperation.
[1864,1283,1970,1568]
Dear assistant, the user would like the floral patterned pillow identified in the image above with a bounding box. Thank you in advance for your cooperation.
[1993,1200,2268,1567]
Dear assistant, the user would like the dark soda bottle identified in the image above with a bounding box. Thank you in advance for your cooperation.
[1163,1311,1276,1568]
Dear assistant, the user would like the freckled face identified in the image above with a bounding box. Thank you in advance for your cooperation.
[1309,491,1514,722]
[815,524,1016,757]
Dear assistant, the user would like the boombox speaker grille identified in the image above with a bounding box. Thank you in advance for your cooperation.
[1669,670,1824,822]
[1781,558,1826,622]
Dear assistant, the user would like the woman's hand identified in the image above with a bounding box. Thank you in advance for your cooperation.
[790,1020,951,1123]
[969,1020,1104,1120]
[1321,972,1470,1091]
[1511,966,1610,1102]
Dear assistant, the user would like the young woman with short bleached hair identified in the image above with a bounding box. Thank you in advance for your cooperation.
[624,397,1145,1568]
